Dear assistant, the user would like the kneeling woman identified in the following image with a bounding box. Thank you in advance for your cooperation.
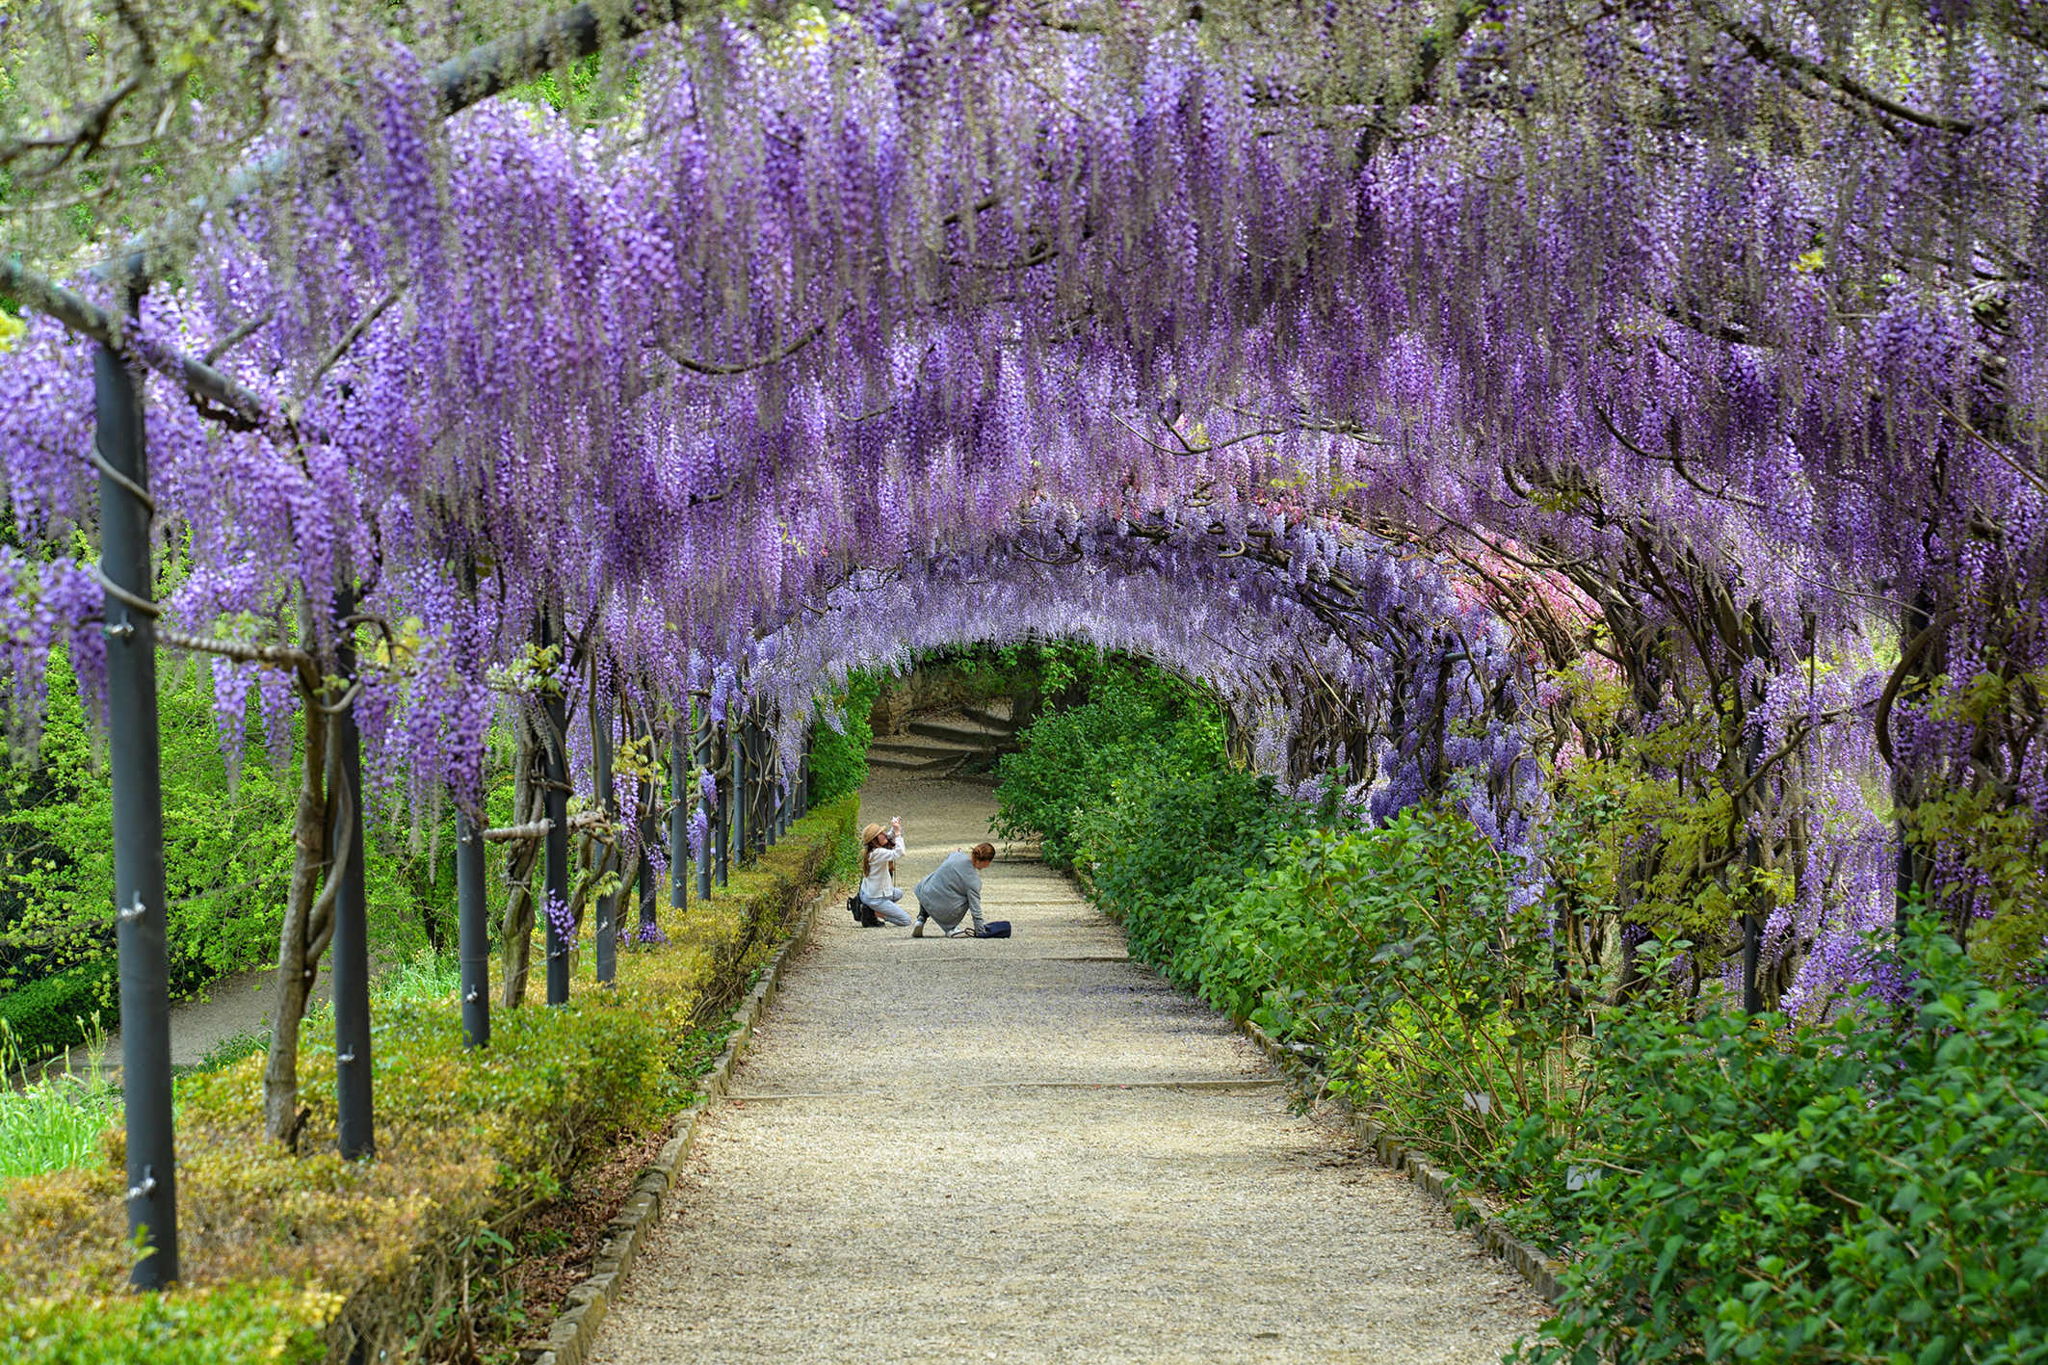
[859,818,914,926]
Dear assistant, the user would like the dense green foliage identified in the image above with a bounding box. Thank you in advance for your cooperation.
[1190,812,1600,1218]
[1524,930,2048,1364]
[0,655,294,995]
[1078,766,1308,971]
[0,653,454,1066]
[0,1282,337,1365]
[992,655,1228,869]
[1002,659,2048,1363]
[0,960,114,1065]
[0,797,856,1363]
[1091,783,1589,1212]
[809,672,880,807]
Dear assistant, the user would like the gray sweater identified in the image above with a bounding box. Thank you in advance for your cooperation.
[913,851,984,929]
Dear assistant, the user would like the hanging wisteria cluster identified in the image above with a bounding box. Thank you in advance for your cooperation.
[4,0,2046,1009]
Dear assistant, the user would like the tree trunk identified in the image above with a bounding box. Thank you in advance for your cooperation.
[614,849,641,928]
[263,688,331,1143]
[500,713,542,1007]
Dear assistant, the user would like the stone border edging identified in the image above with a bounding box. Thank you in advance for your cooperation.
[1235,1017,1568,1302]
[530,885,831,1365]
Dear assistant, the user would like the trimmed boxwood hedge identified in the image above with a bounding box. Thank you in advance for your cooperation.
[0,795,857,1364]
[0,959,117,1064]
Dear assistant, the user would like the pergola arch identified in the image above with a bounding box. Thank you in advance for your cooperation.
[1,0,2044,1288]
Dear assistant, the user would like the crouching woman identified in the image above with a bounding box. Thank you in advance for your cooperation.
[912,842,995,937]
[859,818,914,926]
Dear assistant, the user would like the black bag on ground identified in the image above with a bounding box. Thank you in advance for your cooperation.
[848,893,879,927]
[980,920,1012,938]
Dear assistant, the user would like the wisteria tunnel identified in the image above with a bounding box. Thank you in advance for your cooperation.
[2,1,2046,1360]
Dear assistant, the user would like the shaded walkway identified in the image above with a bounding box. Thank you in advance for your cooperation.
[592,777,1546,1362]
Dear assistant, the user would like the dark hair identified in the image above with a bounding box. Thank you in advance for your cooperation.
[971,842,996,862]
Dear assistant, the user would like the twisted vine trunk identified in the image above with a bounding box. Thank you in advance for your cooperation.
[263,675,334,1144]
[499,713,543,1006]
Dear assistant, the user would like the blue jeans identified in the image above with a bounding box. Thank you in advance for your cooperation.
[862,888,912,926]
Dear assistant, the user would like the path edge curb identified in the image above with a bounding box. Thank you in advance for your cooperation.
[531,884,832,1365]
[1234,1016,1568,1303]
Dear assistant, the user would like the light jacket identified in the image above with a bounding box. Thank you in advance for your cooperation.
[860,834,904,902]
[913,851,984,929]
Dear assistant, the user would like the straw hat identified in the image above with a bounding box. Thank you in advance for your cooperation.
[861,823,886,845]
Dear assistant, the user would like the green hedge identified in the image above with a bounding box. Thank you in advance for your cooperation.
[1058,746,2048,1362]
[0,1282,334,1365]
[1520,930,2048,1365]
[0,959,115,1064]
[0,795,858,1364]
[992,660,1227,869]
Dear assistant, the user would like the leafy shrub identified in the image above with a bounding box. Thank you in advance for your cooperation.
[808,672,879,807]
[0,960,114,1065]
[0,651,467,1067]
[1079,766,1307,980]
[994,662,1227,869]
[1171,807,1594,1204]
[0,653,298,1001]
[1045,678,2048,1361]
[1521,930,2048,1364]
[0,1281,338,1365]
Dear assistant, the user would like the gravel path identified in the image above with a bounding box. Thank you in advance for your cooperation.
[21,961,329,1085]
[592,777,1547,1363]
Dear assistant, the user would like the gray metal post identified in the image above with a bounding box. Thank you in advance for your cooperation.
[769,727,786,842]
[783,730,796,833]
[541,613,570,1006]
[328,585,374,1161]
[637,734,658,936]
[733,717,750,863]
[796,727,810,818]
[592,687,617,986]
[455,551,489,1048]
[96,332,179,1287]
[764,727,778,846]
[715,720,731,886]
[776,760,789,838]
[457,808,489,1047]
[762,725,776,848]
[769,722,785,841]
[668,720,688,910]
[695,704,714,899]
[749,721,762,853]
